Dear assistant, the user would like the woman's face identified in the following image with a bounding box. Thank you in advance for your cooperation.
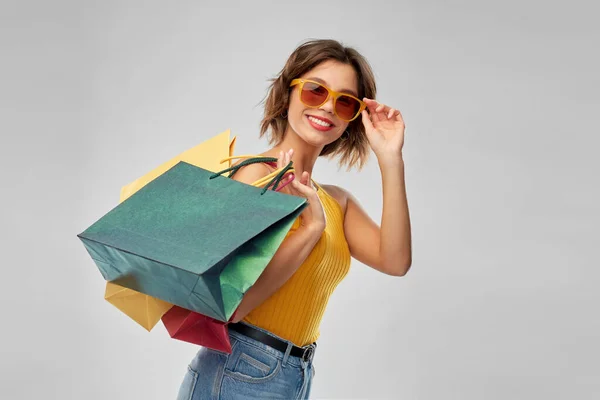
[286,60,359,147]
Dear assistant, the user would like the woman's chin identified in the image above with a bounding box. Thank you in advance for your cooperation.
[298,127,339,147]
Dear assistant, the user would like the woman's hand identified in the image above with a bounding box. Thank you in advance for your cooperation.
[361,98,406,164]
[277,149,326,234]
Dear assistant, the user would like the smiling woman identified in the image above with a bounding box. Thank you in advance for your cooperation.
[260,41,377,171]
[176,39,412,400]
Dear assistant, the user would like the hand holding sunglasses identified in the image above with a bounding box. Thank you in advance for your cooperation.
[360,98,406,162]
[289,78,405,161]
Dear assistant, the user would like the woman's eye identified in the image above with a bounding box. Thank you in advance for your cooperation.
[338,97,352,106]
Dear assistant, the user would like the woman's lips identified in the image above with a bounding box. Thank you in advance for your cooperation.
[306,115,334,131]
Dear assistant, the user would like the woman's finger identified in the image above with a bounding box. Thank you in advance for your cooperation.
[304,171,312,187]
[395,109,405,125]
[292,172,314,190]
[278,151,283,170]
[364,98,379,114]
[364,100,385,123]
[361,110,375,133]
[276,172,295,192]
[291,178,315,199]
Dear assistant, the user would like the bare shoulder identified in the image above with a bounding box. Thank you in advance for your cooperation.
[319,184,351,214]
[229,160,273,186]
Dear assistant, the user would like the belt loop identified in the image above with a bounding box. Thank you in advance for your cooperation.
[282,341,292,368]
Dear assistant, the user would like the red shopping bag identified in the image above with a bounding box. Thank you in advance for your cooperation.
[162,306,237,353]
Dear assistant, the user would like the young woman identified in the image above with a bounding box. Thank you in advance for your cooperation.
[177,39,411,400]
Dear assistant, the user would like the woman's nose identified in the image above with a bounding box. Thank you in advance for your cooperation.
[319,95,335,114]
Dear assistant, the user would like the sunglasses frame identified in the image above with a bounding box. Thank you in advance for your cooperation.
[289,79,366,122]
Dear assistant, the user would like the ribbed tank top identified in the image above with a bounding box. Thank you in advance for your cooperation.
[242,180,352,347]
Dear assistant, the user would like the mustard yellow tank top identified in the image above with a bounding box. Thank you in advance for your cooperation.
[242,180,352,347]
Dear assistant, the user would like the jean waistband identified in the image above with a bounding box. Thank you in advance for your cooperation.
[228,322,315,367]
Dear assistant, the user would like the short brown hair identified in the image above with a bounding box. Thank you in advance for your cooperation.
[260,39,377,171]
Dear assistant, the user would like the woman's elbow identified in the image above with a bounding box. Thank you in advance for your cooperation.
[387,258,411,277]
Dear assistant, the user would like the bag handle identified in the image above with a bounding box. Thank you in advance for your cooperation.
[218,155,296,192]
[210,155,295,195]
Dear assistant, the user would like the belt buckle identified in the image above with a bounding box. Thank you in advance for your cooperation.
[301,343,316,362]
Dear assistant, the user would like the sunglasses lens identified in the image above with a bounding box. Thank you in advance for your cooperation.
[300,81,329,106]
[298,81,361,121]
[335,95,361,121]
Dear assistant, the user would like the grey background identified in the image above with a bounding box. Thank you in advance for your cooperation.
[1,0,598,399]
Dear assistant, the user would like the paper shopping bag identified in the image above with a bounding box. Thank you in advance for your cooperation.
[104,282,173,331]
[120,129,237,201]
[78,159,306,322]
[162,306,237,353]
[104,130,238,330]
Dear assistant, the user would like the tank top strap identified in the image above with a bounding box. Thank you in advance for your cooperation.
[311,178,321,192]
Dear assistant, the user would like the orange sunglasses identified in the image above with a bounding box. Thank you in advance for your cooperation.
[289,79,366,122]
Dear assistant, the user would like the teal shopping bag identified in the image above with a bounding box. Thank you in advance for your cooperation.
[77,158,305,322]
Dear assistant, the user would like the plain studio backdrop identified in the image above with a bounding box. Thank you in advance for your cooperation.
[1,0,597,399]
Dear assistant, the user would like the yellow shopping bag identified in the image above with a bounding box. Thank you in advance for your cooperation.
[105,129,238,331]
[120,129,237,201]
[104,282,172,331]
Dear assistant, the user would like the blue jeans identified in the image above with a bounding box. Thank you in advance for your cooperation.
[176,323,316,399]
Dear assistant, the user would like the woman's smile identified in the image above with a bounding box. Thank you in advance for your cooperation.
[306,114,335,131]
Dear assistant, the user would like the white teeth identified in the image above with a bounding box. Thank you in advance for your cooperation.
[308,116,332,127]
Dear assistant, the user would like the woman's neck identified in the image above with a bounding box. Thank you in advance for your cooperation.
[262,129,323,177]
